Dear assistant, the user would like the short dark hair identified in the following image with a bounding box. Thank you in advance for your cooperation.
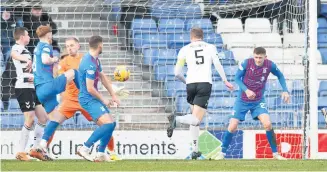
[253,47,266,55]
[32,5,42,10]
[190,27,204,40]
[65,37,79,43]
[13,27,28,40]
[89,36,102,49]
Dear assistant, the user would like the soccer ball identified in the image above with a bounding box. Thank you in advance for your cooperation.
[114,65,130,82]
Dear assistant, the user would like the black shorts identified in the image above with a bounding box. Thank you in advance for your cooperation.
[186,82,212,109]
[15,88,41,112]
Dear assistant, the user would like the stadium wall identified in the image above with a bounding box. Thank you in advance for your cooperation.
[1,130,327,160]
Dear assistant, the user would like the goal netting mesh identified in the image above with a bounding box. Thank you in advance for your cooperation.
[0,0,322,160]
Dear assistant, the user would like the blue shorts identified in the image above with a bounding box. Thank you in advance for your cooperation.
[36,75,67,113]
[80,99,110,122]
[231,98,268,121]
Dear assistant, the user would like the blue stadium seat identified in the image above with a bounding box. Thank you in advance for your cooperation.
[175,4,202,19]
[266,80,284,97]
[204,33,223,48]
[156,49,178,65]
[133,33,168,51]
[143,49,158,65]
[159,19,184,33]
[185,19,214,33]
[208,97,235,110]
[318,34,327,48]
[321,4,327,18]
[319,48,327,64]
[318,18,327,33]
[76,113,95,129]
[318,111,326,128]
[292,80,304,96]
[1,114,24,129]
[8,99,22,113]
[131,19,157,36]
[318,97,327,109]
[202,112,230,127]
[267,97,297,110]
[168,33,191,49]
[319,80,327,96]
[223,65,238,77]
[165,80,186,97]
[154,65,187,81]
[175,95,190,113]
[270,112,293,127]
[218,50,236,65]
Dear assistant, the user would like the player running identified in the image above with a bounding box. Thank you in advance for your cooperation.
[77,36,119,162]
[32,25,80,159]
[10,27,48,161]
[167,27,234,160]
[217,47,290,160]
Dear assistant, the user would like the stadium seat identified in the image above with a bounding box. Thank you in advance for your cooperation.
[131,19,157,37]
[156,49,178,65]
[265,48,289,64]
[143,49,158,65]
[318,97,327,109]
[1,114,24,129]
[318,34,327,48]
[168,33,191,49]
[61,117,76,129]
[268,64,304,80]
[185,19,214,33]
[76,113,95,129]
[281,48,303,64]
[265,80,292,97]
[318,18,327,33]
[218,50,236,65]
[320,48,327,64]
[133,33,168,51]
[321,4,327,18]
[208,97,235,110]
[245,18,271,33]
[319,81,327,97]
[165,80,186,97]
[318,111,326,128]
[252,33,282,48]
[292,80,304,96]
[204,33,223,48]
[158,19,184,33]
[217,18,243,33]
[224,33,254,48]
[269,112,293,127]
[283,33,306,48]
[8,99,21,113]
[154,65,186,81]
[176,4,202,19]
[230,48,252,63]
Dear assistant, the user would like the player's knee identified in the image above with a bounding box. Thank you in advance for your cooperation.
[262,121,272,130]
[228,118,239,132]
[24,111,35,127]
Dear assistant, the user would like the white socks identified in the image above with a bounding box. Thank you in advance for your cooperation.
[33,123,45,149]
[19,125,32,152]
[190,125,199,152]
[176,114,200,126]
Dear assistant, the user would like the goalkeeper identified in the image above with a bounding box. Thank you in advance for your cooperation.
[42,37,128,160]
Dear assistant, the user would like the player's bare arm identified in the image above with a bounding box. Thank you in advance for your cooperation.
[99,71,120,106]
[86,77,109,106]
[41,52,59,65]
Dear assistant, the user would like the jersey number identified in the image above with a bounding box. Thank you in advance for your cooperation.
[195,49,204,65]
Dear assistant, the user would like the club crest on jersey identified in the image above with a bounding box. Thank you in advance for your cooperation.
[261,76,265,82]
[263,67,267,73]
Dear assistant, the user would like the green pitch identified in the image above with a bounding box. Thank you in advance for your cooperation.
[2,160,327,171]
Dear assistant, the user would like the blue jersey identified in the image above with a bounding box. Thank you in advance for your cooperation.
[78,53,103,104]
[33,42,54,86]
[235,58,288,102]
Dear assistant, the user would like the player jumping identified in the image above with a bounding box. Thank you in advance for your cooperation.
[77,36,120,162]
[11,27,48,161]
[167,27,234,160]
[32,25,80,160]
[217,47,290,160]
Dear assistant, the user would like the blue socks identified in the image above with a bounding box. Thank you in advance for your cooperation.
[73,69,80,89]
[84,122,116,150]
[222,130,233,153]
[266,129,277,153]
[42,121,59,141]
[98,122,116,152]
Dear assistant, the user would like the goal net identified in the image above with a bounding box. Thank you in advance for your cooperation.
[0,0,324,160]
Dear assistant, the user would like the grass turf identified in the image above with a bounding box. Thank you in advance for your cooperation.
[1,160,327,171]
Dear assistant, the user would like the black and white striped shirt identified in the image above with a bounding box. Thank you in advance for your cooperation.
[12,44,34,88]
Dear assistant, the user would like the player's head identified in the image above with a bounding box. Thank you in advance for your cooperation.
[253,47,267,66]
[31,5,43,17]
[13,27,30,45]
[36,25,52,44]
[89,35,103,55]
[65,37,80,56]
[190,27,203,42]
